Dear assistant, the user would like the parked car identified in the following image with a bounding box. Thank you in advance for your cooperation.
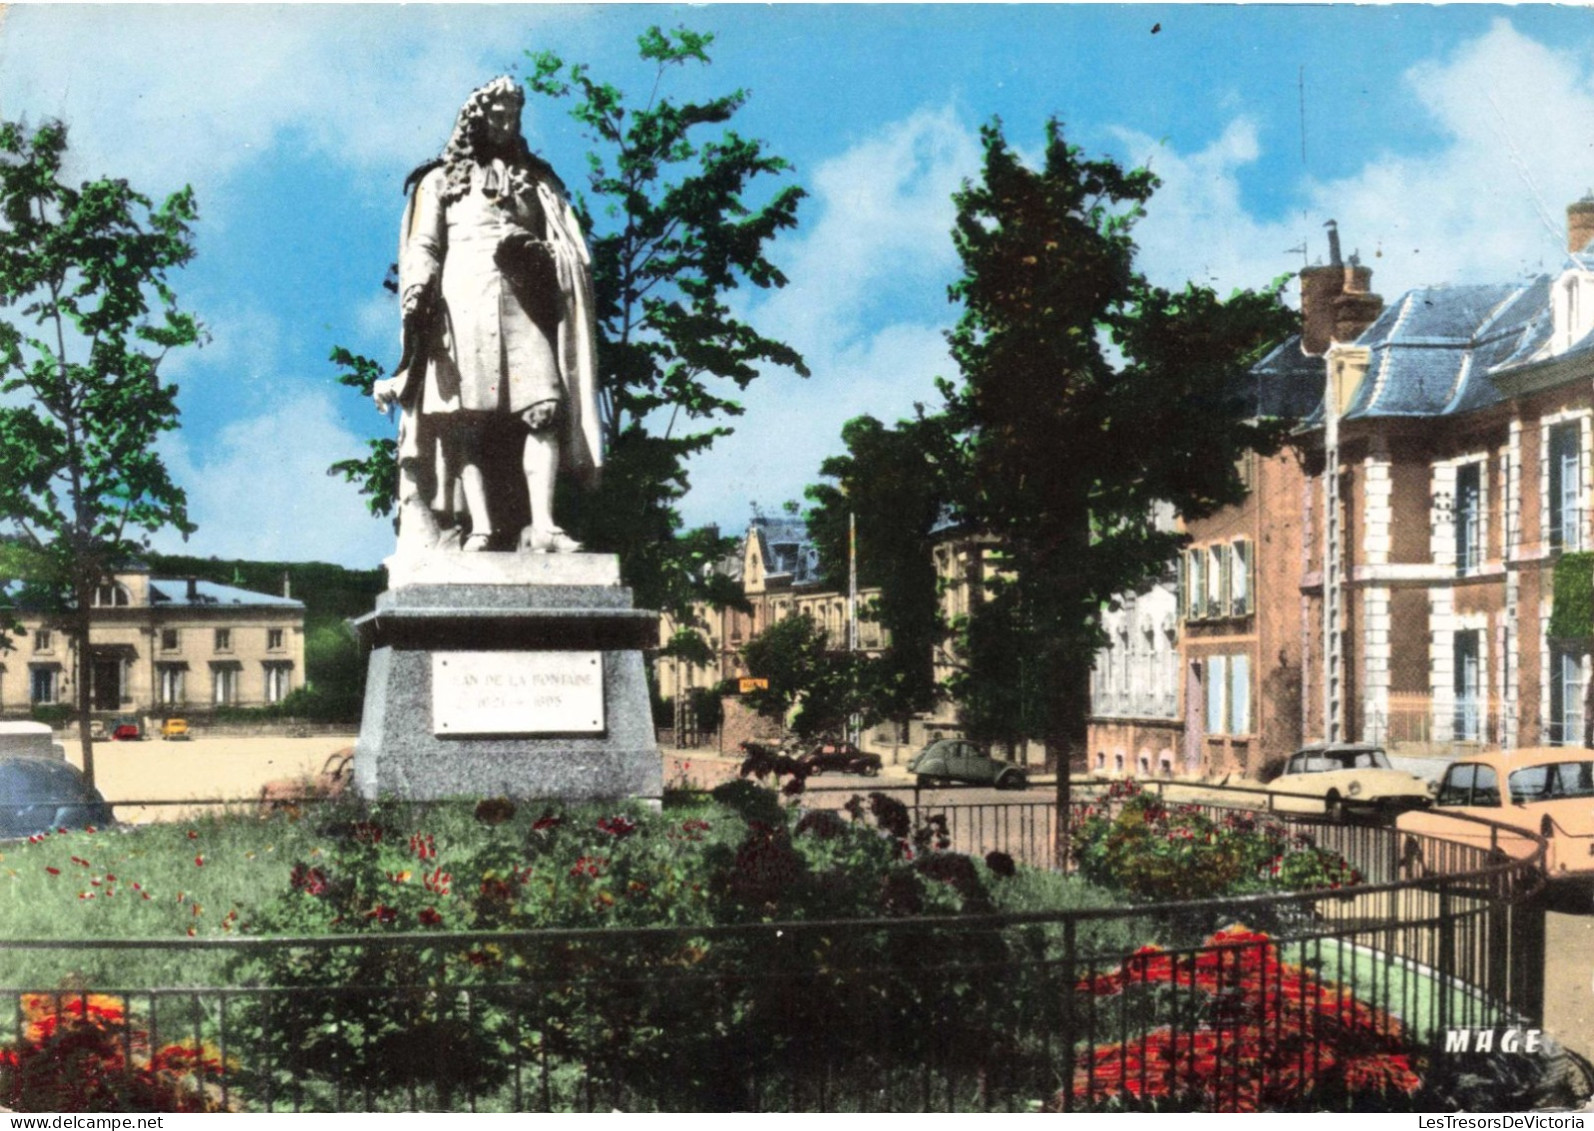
[799,740,882,777]
[1264,742,1432,821]
[260,747,354,812]
[0,721,66,760]
[0,756,114,839]
[110,715,143,741]
[160,718,190,741]
[908,738,1029,790]
[1396,748,1594,885]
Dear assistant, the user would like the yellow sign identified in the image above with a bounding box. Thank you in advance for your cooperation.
[738,678,770,693]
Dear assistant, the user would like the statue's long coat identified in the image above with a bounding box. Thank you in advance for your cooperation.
[392,159,602,516]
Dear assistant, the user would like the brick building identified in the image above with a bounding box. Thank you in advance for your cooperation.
[1300,199,1594,758]
[1090,224,1385,779]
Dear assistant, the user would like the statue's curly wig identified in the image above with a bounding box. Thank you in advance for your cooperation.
[407,76,560,204]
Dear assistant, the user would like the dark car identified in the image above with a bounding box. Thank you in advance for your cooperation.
[260,748,354,812]
[799,741,882,777]
[908,738,1029,790]
[0,756,115,839]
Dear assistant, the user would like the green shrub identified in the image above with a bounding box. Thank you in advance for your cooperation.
[1069,782,1362,904]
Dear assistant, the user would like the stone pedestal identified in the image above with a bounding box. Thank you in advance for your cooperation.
[351,551,661,803]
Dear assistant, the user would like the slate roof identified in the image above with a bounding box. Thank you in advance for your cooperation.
[1247,334,1328,420]
[749,517,822,585]
[1335,277,1554,421]
[148,578,303,608]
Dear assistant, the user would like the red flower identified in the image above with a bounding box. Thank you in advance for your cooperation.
[532,814,563,832]
[44,866,59,876]
[409,833,437,860]
[364,904,398,924]
[596,815,637,838]
[423,867,451,895]
[186,830,199,839]
[418,907,443,926]
[194,855,205,867]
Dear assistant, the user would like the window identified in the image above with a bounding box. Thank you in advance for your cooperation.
[1550,647,1586,747]
[1229,653,1251,735]
[264,663,290,703]
[267,628,284,652]
[1205,655,1227,734]
[214,628,232,653]
[1550,422,1583,553]
[157,664,184,706]
[1510,761,1594,802]
[29,666,58,704]
[1230,540,1251,616]
[1455,462,1482,574]
[213,666,238,706]
[1453,630,1481,741]
[1203,652,1251,735]
[160,629,179,652]
[33,630,52,653]
[1206,545,1226,615]
[1190,548,1209,619]
[92,583,129,607]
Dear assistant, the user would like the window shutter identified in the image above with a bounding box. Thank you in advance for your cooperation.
[1232,541,1251,616]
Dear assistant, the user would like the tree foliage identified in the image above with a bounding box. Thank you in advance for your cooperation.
[939,118,1295,758]
[804,412,956,727]
[0,119,201,782]
[740,612,875,741]
[525,26,808,616]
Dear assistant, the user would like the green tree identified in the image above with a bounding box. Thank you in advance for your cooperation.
[741,613,875,741]
[941,119,1294,819]
[0,119,201,784]
[331,27,806,625]
[804,412,955,732]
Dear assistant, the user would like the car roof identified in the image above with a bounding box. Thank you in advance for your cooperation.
[1292,742,1386,755]
[1445,747,1594,773]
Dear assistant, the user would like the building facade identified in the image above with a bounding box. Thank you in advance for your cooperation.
[9,571,306,719]
[1089,225,1385,779]
[655,515,885,746]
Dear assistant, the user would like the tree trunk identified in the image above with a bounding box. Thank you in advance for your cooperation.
[73,594,95,789]
[1047,658,1091,871]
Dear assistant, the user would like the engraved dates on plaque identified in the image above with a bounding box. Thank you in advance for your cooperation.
[432,652,604,736]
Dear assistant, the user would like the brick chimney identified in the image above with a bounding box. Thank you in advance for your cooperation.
[1568,193,1594,254]
[1300,220,1383,355]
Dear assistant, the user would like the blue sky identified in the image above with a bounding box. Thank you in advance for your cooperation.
[4,5,1594,569]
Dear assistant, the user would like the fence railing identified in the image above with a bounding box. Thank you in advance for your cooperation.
[0,794,1560,1113]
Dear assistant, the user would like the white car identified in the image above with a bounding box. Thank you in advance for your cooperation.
[1265,743,1432,821]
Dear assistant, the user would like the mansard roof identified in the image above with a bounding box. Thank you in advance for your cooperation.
[1247,334,1329,420]
[1336,276,1555,420]
[148,578,303,608]
[747,516,823,587]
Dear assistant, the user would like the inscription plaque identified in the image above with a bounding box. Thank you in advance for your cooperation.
[432,652,604,736]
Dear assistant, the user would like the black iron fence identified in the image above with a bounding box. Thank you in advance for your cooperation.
[0,797,1560,1113]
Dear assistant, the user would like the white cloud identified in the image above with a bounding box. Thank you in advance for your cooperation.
[0,6,580,211]
[1124,21,1594,307]
[152,391,393,566]
[681,108,977,528]
[756,106,980,347]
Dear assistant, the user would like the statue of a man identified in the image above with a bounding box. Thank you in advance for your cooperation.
[375,76,602,555]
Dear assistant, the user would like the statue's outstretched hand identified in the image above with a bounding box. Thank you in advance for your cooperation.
[373,377,403,415]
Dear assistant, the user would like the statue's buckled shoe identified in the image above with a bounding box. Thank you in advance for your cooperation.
[521,526,582,554]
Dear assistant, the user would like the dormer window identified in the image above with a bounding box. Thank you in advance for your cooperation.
[1554,270,1594,354]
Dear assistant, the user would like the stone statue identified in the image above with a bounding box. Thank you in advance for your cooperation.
[374,76,602,555]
